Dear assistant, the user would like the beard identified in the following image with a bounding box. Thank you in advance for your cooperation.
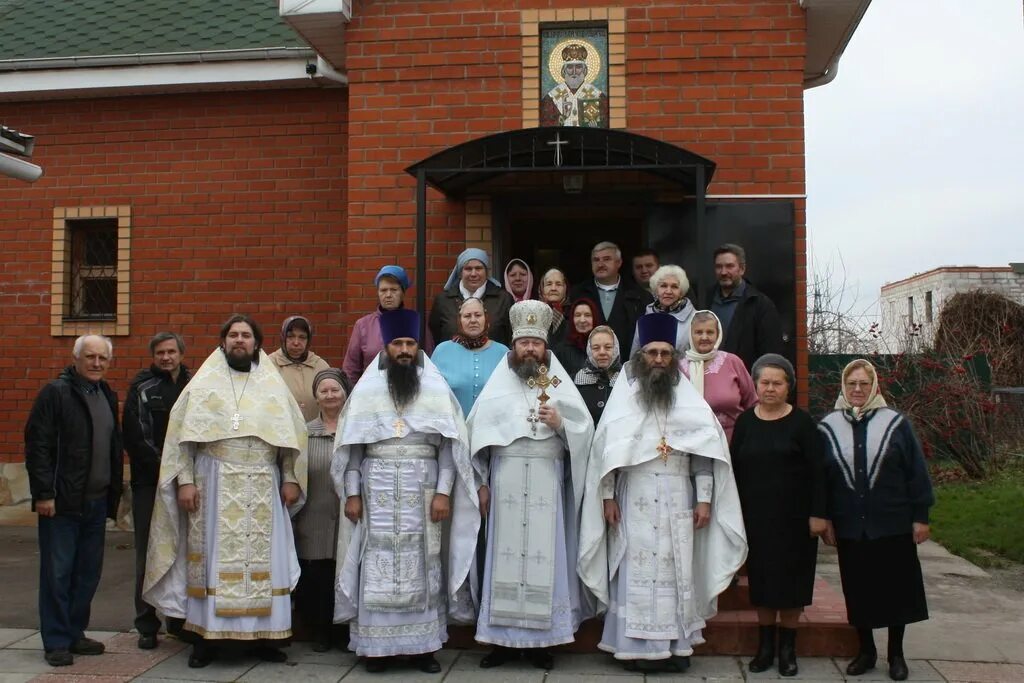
[509,349,546,382]
[632,350,679,414]
[386,355,421,410]
[223,347,255,372]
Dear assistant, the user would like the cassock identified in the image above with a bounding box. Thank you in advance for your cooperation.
[331,352,479,656]
[578,361,747,659]
[467,350,595,648]
[144,349,308,640]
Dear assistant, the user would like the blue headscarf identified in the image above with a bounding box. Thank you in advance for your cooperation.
[375,265,410,291]
[444,248,503,291]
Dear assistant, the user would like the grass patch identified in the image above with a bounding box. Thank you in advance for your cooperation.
[930,458,1024,567]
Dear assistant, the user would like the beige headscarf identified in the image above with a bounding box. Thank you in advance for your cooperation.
[835,358,888,420]
[684,310,723,397]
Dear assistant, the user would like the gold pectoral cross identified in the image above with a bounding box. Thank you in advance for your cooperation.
[393,418,406,438]
[656,436,672,463]
[527,364,562,404]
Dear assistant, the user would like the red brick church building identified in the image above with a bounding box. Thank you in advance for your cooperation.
[0,0,869,470]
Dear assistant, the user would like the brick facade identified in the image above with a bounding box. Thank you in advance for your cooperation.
[0,0,810,463]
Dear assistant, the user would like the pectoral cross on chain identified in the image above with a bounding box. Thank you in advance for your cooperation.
[393,418,406,438]
[656,436,672,463]
[527,365,562,405]
[526,409,540,436]
[231,412,243,431]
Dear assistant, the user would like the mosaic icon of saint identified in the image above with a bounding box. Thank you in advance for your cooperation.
[540,43,609,128]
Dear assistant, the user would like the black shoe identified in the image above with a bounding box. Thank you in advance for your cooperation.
[365,656,390,673]
[70,636,105,655]
[749,624,777,673]
[311,629,332,653]
[846,651,877,676]
[777,627,798,677]
[413,653,442,673]
[888,655,909,681]
[665,656,691,672]
[44,649,73,667]
[188,643,215,669]
[479,646,514,668]
[527,648,553,670]
[251,645,287,663]
[138,634,158,650]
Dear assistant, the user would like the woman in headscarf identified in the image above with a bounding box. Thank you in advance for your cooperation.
[555,297,599,377]
[343,265,434,386]
[292,368,352,652]
[730,354,828,677]
[538,268,570,344]
[681,310,757,442]
[629,264,696,357]
[432,297,510,417]
[503,258,534,303]
[269,315,330,422]
[572,325,621,426]
[429,248,514,345]
[819,359,933,682]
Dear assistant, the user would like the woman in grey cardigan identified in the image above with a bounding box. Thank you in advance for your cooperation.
[292,368,351,651]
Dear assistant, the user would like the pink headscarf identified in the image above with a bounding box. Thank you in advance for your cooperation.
[503,258,534,303]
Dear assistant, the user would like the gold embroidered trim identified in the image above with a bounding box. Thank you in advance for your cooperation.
[218,572,244,582]
[187,553,203,562]
[187,586,206,598]
[250,571,271,581]
[183,623,292,640]
[190,587,291,597]
[216,607,272,617]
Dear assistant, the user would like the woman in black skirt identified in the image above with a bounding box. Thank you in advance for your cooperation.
[730,354,828,677]
[819,359,934,682]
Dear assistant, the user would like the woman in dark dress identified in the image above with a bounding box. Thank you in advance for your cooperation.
[730,354,828,677]
[819,359,933,682]
[554,297,598,376]
[572,325,621,426]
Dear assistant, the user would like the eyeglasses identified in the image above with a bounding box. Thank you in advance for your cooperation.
[643,349,674,359]
[845,381,872,389]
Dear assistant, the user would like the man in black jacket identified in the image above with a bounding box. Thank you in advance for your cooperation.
[569,241,652,354]
[123,332,191,650]
[24,335,123,667]
[709,243,784,371]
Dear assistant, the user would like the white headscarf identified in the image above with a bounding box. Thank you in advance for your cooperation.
[684,310,723,397]
[835,358,888,420]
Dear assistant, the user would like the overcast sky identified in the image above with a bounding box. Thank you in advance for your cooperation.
[805,0,1024,317]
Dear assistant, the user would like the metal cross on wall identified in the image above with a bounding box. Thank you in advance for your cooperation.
[546,131,568,167]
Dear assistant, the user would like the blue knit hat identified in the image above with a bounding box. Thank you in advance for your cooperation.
[637,312,678,347]
[374,265,410,291]
[380,308,420,344]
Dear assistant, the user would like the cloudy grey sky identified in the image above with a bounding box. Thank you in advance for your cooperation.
[805,0,1024,316]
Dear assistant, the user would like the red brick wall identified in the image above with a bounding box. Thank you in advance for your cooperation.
[0,88,347,461]
[344,0,808,390]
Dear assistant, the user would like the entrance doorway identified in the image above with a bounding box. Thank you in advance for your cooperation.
[493,196,647,289]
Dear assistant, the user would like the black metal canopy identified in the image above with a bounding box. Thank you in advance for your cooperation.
[405,126,716,197]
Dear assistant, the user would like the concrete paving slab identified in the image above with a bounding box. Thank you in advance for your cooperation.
[441,670,544,683]
[336,648,456,681]
[545,675,639,683]
[744,656,844,680]
[28,675,131,682]
[138,649,257,682]
[654,656,745,680]
[0,649,52,675]
[238,661,345,683]
[546,652,638,675]
[930,660,1024,682]
[6,630,120,651]
[0,633,34,650]
[282,642,356,668]
[0,675,34,683]
[833,658,944,681]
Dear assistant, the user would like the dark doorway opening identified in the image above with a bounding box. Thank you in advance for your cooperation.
[493,194,647,288]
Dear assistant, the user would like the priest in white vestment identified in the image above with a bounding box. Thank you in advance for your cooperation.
[579,312,747,673]
[467,300,596,670]
[143,315,308,668]
[331,309,478,674]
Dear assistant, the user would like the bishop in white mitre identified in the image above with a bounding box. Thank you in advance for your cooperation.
[143,315,308,669]
[467,299,596,670]
[331,309,479,674]
[578,312,747,673]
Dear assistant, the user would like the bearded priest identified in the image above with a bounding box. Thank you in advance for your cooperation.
[578,312,747,673]
[143,315,308,668]
[331,308,479,673]
[467,299,596,671]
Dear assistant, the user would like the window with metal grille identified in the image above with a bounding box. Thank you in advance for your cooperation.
[65,218,117,320]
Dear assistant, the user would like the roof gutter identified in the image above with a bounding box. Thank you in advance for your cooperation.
[801,0,872,89]
[0,46,314,72]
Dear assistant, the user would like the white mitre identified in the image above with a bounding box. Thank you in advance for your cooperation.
[510,299,552,343]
